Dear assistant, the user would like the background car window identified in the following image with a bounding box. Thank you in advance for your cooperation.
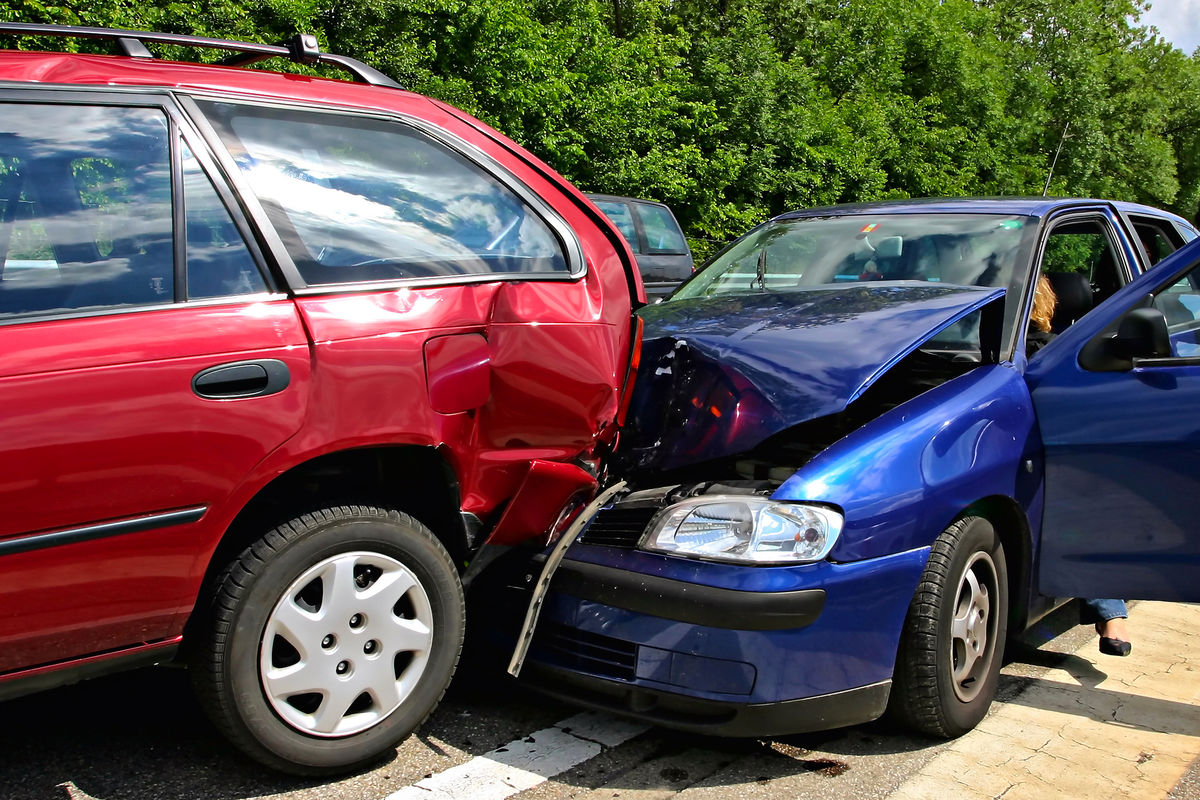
[592,200,639,251]
[182,143,265,299]
[636,203,688,254]
[0,104,173,317]
[199,101,569,285]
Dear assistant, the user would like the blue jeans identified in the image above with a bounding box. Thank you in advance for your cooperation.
[1079,598,1128,625]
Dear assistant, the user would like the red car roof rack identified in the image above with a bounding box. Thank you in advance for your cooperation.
[0,22,404,89]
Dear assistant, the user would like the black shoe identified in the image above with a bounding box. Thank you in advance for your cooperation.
[1099,637,1132,657]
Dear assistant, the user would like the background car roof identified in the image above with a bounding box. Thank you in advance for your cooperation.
[586,193,674,209]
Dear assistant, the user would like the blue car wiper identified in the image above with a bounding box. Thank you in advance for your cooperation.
[753,247,767,290]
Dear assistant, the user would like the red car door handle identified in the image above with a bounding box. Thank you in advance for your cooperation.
[192,359,290,399]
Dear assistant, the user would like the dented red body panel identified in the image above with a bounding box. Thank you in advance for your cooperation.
[486,461,599,548]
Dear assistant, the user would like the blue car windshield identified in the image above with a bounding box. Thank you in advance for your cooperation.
[672,213,1037,350]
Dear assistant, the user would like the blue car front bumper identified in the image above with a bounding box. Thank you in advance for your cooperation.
[525,542,931,736]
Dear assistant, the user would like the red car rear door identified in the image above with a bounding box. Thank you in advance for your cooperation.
[0,93,308,673]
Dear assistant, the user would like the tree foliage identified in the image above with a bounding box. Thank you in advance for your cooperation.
[3,0,1198,256]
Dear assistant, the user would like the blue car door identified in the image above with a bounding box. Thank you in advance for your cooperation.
[1026,239,1200,601]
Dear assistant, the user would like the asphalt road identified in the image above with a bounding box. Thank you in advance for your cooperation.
[1,601,1196,800]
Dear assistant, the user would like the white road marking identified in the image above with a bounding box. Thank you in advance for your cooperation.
[384,711,648,800]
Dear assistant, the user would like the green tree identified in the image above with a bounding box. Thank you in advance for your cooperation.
[2,0,1197,253]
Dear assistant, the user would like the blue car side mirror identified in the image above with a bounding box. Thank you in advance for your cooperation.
[1080,299,1171,371]
[1113,306,1171,362]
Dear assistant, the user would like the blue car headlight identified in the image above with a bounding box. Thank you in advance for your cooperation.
[640,496,843,564]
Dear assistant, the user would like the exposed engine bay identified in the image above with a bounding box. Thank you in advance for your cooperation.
[618,342,983,492]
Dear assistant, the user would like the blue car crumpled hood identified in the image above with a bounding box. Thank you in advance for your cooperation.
[621,282,1005,472]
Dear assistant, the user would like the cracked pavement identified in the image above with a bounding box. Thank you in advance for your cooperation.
[891,601,1200,800]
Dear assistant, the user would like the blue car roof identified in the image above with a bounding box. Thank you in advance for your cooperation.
[773,197,1191,227]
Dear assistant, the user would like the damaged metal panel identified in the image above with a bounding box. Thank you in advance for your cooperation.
[621,283,1005,473]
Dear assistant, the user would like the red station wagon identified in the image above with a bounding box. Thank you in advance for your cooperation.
[0,24,640,774]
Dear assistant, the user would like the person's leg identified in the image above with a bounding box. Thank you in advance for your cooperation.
[1080,599,1131,655]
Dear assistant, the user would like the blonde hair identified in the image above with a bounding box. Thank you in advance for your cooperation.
[1031,274,1057,333]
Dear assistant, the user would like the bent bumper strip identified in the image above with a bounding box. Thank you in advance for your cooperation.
[507,481,628,677]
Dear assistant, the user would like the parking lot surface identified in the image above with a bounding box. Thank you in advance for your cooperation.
[3,601,1197,800]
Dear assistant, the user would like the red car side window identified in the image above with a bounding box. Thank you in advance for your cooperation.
[198,101,570,286]
[0,103,173,317]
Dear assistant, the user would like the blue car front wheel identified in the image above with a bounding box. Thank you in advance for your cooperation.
[887,515,1009,737]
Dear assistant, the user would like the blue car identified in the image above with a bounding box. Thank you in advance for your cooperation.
[512,198,1200,739]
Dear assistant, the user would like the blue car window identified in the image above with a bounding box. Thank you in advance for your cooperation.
[1041,228,1111,282]
[673,214,1035,349]
[1155,268,1200,356]
[1130,217,1183,266]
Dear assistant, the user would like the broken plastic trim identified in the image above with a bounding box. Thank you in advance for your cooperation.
[507,480,628,677]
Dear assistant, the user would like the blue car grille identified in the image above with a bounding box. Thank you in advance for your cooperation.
[532,623,637,681]
[578,506,657,549]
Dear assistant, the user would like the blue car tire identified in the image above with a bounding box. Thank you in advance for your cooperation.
[888,515,1009,737]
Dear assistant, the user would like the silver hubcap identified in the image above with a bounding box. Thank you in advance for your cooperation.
[949,551,997,703]
[260,551,434,737]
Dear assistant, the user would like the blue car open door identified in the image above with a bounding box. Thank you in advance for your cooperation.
[1026,239,1200,601]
